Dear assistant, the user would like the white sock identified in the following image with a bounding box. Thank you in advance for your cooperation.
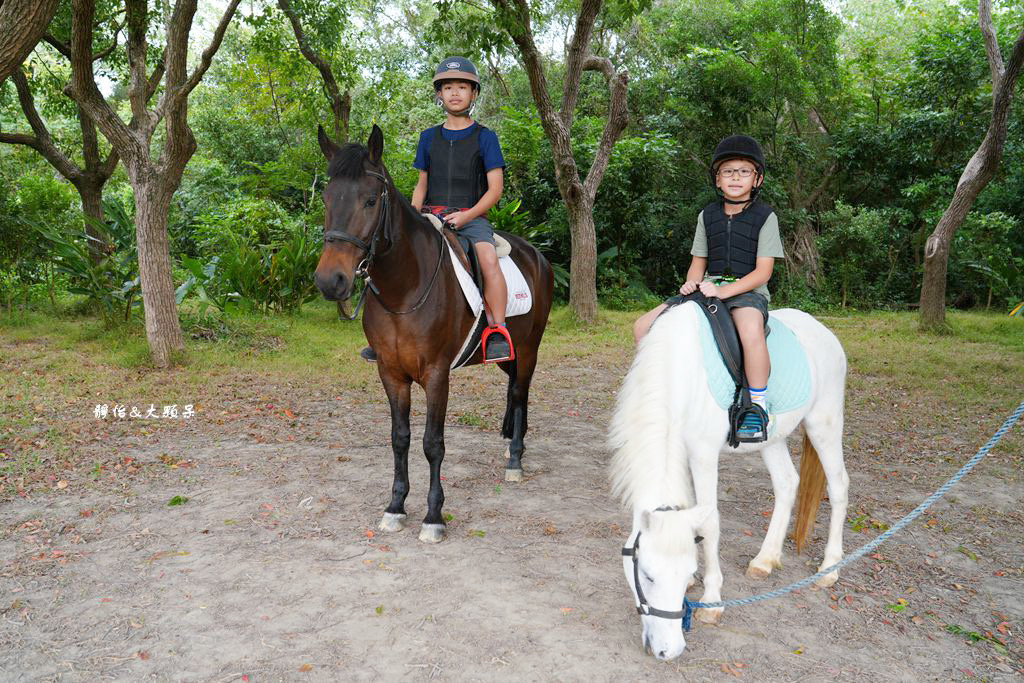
[749,386,767,411]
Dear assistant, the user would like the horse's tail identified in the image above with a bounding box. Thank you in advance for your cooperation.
[792,431,827,554]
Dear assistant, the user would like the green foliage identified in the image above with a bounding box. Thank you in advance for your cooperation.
[817,202,914,308]
[35,198,140,322]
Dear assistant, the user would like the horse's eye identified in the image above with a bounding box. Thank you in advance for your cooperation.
[365,197,377,208]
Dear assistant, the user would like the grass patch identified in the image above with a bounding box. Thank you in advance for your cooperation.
[2,303,1021,497]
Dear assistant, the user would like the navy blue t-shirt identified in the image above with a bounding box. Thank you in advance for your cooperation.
[413,122,505,173]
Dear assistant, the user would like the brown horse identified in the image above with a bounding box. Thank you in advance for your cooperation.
[314,125,554,543]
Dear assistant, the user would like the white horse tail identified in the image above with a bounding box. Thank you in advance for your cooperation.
[609,304,702,511]
[793,433,826,554]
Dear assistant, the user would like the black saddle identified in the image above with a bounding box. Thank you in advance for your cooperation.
[662,292,765,447]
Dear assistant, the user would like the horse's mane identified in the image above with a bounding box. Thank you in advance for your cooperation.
[608,304,702,512]
[328,143,371,180]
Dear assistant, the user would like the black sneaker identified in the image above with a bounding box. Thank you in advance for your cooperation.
[482,325,514,363]
[735,406,768,442]
[359,347,377,363]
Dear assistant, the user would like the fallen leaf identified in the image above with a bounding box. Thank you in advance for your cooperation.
[375,605,384,615]
[80,510,93,518]
[285,409,296,419]
[56,480,68,489]
[137,650,150,660]
[560,607,573,615]
[298,664,312,672]
[365,530,375,539]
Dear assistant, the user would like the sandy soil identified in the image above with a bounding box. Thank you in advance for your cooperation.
[1,345,1022,681]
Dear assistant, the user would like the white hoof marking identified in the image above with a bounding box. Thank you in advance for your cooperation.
[419,524,446,543]
[379,513,406,533]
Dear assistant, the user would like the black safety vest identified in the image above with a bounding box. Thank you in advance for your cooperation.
[425,124,489,209]
[703,201,773,278]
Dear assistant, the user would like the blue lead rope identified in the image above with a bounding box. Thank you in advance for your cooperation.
[680,398,1024,631]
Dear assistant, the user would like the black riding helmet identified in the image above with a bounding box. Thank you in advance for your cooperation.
[433,56,481,92]
[710,134,765,203]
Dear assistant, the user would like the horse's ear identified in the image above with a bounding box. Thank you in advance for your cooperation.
[681,504,714,533]
[367,124,384,164]
[640,510,655,534]
[318,125,340,160]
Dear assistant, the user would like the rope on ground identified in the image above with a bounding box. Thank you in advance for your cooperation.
[682,397,1024,627]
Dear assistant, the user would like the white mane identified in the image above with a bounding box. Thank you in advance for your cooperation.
[608,304,705,512]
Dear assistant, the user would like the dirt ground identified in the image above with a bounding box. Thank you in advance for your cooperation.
[1,334,1023,681]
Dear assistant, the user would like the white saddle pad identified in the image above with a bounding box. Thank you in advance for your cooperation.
[448,246,533,318]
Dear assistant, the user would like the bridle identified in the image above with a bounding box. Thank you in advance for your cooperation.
[621,505,704,632]
[324,169,446,319]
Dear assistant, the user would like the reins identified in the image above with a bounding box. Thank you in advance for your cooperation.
[326,169,447,319]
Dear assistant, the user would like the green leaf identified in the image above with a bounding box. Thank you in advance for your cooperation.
[167,496,189,506]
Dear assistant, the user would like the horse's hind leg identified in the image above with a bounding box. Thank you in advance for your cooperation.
[748,441,799,578]
[499,350,536,482]
[378,372,412,533]
[804,417,849,587]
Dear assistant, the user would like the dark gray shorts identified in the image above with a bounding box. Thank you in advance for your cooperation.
[455,217,496,247]
[664,290,769,330]
[722,291,769,327]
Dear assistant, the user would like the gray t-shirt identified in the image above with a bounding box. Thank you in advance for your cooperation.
[690,209,785,301]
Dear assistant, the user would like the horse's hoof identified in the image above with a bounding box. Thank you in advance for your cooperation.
[747,555,782,578]
[695,607,723,625]
[814,570,839,588]
[418,524,447,543]
[378,512,406,533]
[505,468,523,483]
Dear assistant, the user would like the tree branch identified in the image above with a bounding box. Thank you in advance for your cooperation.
[67,0,138,160]
[278,0,347,139]
[978,0,1003,90]
[43,33,73,60]
[181,0,241,97]
[560,0,602,127]
[0,0,60,83]
[5,69,82,181]
[582,54,628,202]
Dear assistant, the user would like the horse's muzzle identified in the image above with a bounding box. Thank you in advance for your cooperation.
[315,270,352,302]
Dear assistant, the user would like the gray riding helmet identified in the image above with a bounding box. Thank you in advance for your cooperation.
[433,56,481,92]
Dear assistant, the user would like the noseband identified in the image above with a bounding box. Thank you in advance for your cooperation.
[324,169,446,318]
[621,506,704,632]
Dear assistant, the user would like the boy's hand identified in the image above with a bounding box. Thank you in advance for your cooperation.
[444,210,472,229]
[679,280,701,295]
[697,281,721,298]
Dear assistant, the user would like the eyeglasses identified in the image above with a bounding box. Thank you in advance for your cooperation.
[717,167,756,178]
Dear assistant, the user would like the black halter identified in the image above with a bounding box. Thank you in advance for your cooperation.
[621,506,704,632]
[325,170,446,319]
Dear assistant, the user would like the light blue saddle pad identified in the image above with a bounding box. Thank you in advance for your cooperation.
[697,312,811,414]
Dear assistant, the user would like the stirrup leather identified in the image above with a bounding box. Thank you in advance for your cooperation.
[482,324,515,363]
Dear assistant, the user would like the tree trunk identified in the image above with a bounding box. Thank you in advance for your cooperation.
[566,196,598,322]
[78,179,106,261]
[0,0,60,83]
[134,183,184,367]
[918,2,1024,329]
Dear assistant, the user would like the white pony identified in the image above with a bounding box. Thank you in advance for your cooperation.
[608,302,850,660]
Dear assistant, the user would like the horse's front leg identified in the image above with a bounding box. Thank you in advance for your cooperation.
[689,447,724,625]
[378,370,412,533]
[418,368,451,543]
[748,441,799,578]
